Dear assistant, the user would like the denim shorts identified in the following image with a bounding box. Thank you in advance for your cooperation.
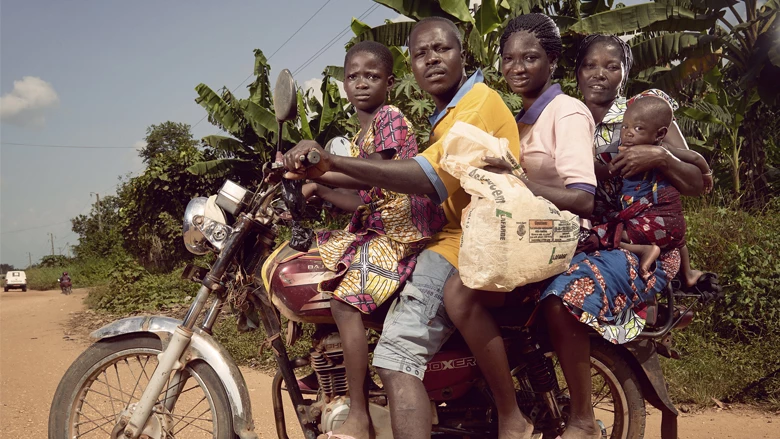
[371,250,457,380]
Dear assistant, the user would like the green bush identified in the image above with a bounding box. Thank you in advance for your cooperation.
[684,198,780,340]
[664,199,780,405]
[662,327,780,406]
[84,258,199,313]
[25,257,115,290]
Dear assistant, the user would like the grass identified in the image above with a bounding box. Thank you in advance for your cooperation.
[24,258,115,290]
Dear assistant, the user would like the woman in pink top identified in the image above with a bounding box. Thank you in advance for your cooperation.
[443,14,597,439]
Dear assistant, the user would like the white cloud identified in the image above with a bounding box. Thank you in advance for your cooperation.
[0,76,60,128]
[303,78,346,104]
[133,140,148,151]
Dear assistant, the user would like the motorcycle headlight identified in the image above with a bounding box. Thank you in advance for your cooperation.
[183,197,210,255]
[183,196,231,255]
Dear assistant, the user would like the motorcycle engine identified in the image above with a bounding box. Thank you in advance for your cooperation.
[311,331,348,398]
[309,331,394,439]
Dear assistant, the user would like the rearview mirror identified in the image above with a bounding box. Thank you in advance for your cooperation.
[273,69,297,122]
[324,137,352,157]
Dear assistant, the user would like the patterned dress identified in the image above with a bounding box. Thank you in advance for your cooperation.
[542,90,682,344]
[317,105,447,314]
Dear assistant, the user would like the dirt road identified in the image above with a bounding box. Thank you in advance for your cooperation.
[1,289,776,438]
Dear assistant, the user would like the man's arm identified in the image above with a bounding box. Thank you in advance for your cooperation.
[308,184,363,212]
[283,140,436,196]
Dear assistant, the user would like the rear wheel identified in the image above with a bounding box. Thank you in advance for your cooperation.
[544,339,646,439]
[22,286,27,292]
[49,334,234,439]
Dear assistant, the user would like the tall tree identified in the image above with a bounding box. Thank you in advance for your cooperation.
[71,195,124,260]
[139,121,198,164]
[119,122,220,272]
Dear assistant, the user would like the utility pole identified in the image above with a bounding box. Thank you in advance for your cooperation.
[66,242,71,258]
[49,233,55,256]
[91,192,103,232]
[28,252,32,269]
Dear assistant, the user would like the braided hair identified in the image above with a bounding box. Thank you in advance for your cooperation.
[408,16,463,50]
[575,34,633,93]
[500,13,562,59]
[345,41,395,76]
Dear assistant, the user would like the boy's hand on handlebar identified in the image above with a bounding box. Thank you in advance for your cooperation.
[283,140,331,180]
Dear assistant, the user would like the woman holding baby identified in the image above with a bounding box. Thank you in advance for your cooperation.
[443,17,709,439]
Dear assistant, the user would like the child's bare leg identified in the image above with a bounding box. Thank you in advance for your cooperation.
[443,274,533,439]
[679,245,703,287]
[327,298,371,439]
[620,242,660,279]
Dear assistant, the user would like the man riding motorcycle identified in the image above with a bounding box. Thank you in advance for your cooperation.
[59,272,72,294]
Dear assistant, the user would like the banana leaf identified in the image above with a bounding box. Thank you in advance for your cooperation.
[297,91,313,140]
[373,0,466,22]
[651,53,720,99]
[186,158,255,178]
[352,21,415,47]
[200,135,252,155]
[569,4,719,35]
[475,0,502,35]
[630,32,720,73]
[390,46,409,77]
[440,0,475,23]
[240,100,278,138]
[678,103,730,126]
[351,18,372,37]
[249,49,272,107]
[322,65,345,82]
[467,27,489,66]
[318,77,344,135]
[635,65,672,81]
[194,84,243,137]
[581,0,614,17]
[504,0,557,15]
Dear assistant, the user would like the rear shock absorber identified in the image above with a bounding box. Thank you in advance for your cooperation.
[515,330,566,433]
[517,331,556,393]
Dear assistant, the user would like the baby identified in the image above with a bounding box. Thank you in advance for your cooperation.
[614,96,711,279]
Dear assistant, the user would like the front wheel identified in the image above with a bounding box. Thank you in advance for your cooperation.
[544,339,646,439]
[49,334,234,439]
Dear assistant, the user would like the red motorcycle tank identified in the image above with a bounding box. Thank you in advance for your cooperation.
[260,243,387,327]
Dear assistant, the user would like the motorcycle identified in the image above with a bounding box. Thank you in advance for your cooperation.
[48,69,720,439]
[59,278,72,295]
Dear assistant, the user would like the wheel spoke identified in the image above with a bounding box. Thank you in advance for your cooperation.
[74,409,114,436]
[102,369,118,421]
[172,395,209,429]
[173,407,215,436]
[66,346,220,438]
[592,381,611,407]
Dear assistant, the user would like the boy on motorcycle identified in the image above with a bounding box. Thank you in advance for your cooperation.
[284,17,521,439]
[298,40,445,439]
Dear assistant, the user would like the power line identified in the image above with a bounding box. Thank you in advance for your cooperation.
[1,142,136,149]
[1,220,71,235]
[192,0,335,131]
[291,3,379,77]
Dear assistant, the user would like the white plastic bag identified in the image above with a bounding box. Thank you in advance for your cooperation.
[441,122,580,292]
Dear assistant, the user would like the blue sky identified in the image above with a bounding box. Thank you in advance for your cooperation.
[0,0,400,268]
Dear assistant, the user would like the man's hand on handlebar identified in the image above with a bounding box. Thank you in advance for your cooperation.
[283,140,331,180]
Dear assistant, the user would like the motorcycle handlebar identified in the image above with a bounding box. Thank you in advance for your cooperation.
[297,150,320,168]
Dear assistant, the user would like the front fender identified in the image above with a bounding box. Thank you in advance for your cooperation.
[91,316,259,439]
